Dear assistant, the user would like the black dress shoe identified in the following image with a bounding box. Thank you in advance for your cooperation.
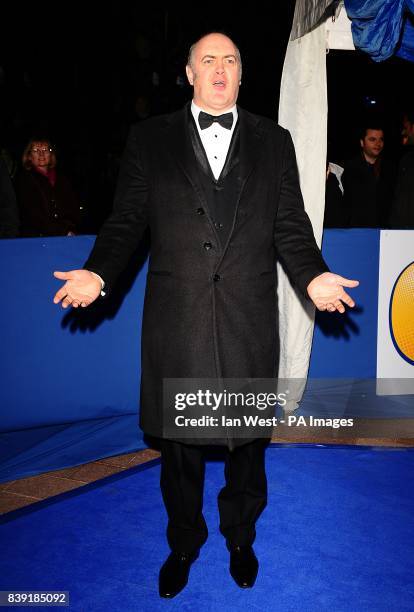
[229,545,259,588]
[159,550,199,598]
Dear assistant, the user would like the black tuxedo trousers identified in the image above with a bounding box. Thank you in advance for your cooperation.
[160,437,270,553]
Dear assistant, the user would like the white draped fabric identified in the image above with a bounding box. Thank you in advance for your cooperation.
[277,21,328,411]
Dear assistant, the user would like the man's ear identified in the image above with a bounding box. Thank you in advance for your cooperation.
[186,65,194,86]
[359,139,364,149]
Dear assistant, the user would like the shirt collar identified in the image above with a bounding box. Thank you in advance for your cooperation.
[191,101,238,130]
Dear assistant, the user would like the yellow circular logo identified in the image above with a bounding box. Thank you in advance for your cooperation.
[389,261,414,365]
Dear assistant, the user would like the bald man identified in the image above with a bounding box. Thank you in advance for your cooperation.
[53,32,358,598]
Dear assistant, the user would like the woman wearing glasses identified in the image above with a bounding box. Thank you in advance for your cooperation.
[15,138,80,237]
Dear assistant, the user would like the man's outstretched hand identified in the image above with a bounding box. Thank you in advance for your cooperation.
[53,269,102,309]
[307,272,359,313]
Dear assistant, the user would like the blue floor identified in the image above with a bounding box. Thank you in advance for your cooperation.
[1,445,414,611]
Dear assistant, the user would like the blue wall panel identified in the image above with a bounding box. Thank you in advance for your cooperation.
[0,231,381,481]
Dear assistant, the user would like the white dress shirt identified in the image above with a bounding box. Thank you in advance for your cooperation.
[191,101,238,180]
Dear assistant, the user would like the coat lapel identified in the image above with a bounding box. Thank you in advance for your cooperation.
[164,104,207,202]
[218,107,266,253]
[164,104,224,248]
[237,106,266,193]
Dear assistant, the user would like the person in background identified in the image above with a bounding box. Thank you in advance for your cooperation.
[14,138,80,237]
[0,155,19,237]
[342,126,396,228]
[389,110,414,228]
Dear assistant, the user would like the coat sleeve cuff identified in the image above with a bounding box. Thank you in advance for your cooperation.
[88,270,106,297]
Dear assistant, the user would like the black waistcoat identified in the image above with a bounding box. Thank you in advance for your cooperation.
[188,113,241,248]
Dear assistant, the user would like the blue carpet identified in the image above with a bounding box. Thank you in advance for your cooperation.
[1,446,413,611]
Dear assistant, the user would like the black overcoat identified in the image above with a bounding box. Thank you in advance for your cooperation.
[84,104,329,448]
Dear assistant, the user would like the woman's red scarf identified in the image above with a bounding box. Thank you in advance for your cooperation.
[33,166,56,187]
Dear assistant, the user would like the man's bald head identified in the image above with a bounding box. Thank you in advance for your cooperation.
[187,32,242,80]
[185,32,242,115]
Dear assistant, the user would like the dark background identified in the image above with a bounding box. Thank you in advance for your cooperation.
[1,3,413,229]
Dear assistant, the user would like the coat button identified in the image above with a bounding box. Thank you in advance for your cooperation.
[203,242,213,250]
[196,207,205,215]
[213,274,221,282]
[214,222,223,229]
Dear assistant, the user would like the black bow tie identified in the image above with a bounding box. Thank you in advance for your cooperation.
[198,111,234,130]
